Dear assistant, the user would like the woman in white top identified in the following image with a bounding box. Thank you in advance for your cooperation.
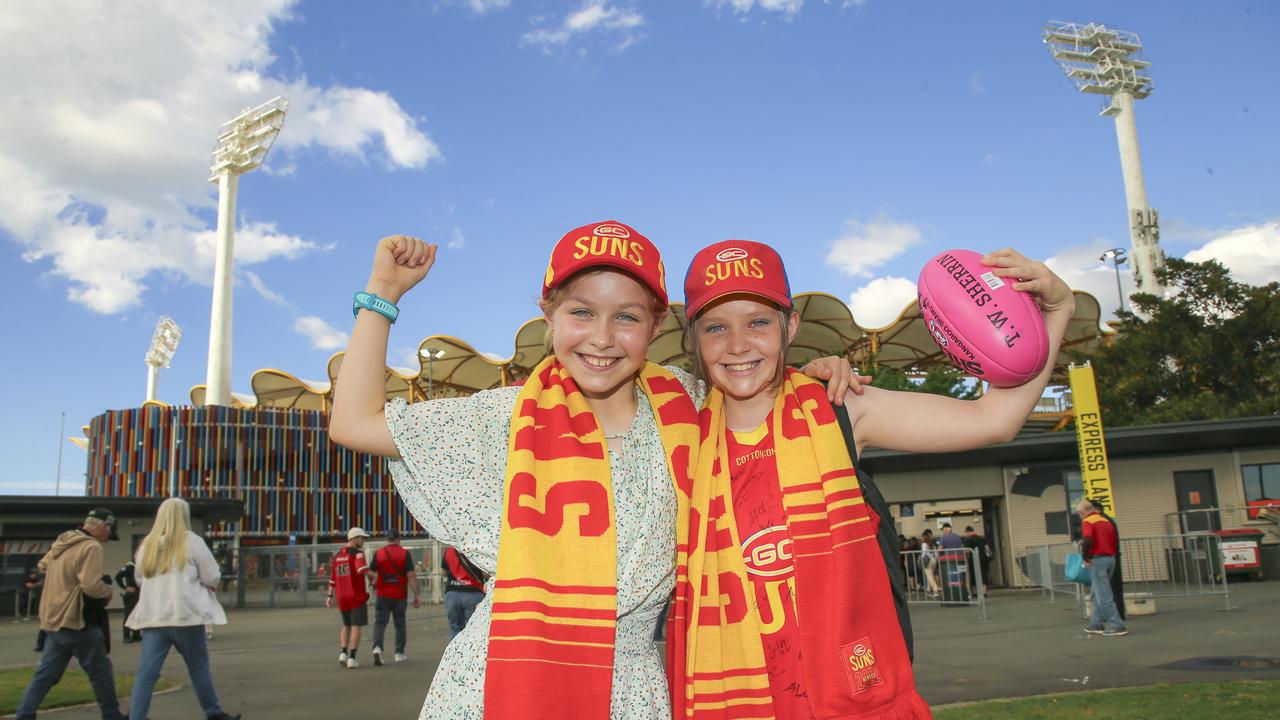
[126,498,238,720]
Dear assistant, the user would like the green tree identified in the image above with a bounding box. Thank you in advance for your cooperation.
[1080,257,1280,426]
[868,361,981,400]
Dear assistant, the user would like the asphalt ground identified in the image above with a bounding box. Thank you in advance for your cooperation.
[3,582,1277,718]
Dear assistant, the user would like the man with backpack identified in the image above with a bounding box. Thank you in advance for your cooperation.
[441,546,486,639]
[369,529,421,665]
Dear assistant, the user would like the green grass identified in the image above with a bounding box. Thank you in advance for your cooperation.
[934,680,1280,720]
[0,667,172,715]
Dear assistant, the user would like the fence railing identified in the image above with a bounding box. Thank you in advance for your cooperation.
[900,547,987,621]
[219,539,450,610]
[1164,505,1280,539]
[1015,533,1232,612]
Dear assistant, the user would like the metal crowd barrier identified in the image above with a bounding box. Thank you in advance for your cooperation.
[219,539,449,615]
[900,547,987,621]
[1016,533,1232,613]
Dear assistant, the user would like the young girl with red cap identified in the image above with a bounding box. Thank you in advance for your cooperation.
[669,241,1074,720]
[329,223,858,720]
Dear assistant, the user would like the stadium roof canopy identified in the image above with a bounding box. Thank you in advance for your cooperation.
[187,291,1112,414]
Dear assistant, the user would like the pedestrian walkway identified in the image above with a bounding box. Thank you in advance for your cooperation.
[2,583,1276,718]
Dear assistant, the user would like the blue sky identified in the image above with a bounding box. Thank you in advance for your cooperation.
[2,1,1277,495]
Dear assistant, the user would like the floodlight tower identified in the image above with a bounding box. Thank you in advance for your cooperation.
[1043,21,1165,297]
[204,96,288,406]
[145,316,182,402]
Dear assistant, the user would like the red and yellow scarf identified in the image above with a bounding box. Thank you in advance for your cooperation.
[485,357,699,719]
[668,370,931,719]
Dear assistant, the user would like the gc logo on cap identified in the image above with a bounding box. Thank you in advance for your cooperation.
[683,240,792,319]
[542,220,668,307]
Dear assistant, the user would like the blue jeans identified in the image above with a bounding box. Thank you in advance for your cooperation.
[445,591,483,639]
[1088,555,1126,631]
[16,625,124,720]
[130,625,224,720]
[372,596,408,653]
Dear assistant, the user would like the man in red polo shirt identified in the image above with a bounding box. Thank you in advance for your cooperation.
[1076,498,1127,636]
[369,528,420,665]
[327,527,373,668]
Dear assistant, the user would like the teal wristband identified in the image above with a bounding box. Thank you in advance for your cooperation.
[353,292,399,324]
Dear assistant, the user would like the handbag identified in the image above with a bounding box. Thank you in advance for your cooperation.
[1064,553,1092,584]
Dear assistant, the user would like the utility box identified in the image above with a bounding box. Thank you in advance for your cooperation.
[1084,591,1156,618]
[1213,529,1265,581]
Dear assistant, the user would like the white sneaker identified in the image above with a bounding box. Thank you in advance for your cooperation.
[394,653,407,663]
[372,646,383,666]
[346,657,360,669]
[338,651,348,666]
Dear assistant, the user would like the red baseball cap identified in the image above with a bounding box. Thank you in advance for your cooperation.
[542,220,668,307]
[683,240,793,319]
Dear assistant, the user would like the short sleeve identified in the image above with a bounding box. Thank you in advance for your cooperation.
[664,365,706,407]
[383,388,519,572]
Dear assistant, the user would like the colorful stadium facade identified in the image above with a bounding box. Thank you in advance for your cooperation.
[86,405,409,542]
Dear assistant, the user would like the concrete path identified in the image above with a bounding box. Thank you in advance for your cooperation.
[3,583,1276,718]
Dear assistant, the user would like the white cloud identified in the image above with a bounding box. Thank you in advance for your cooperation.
[294,316,350,351]
[245,271,292,308]
[447,226,467,249]
[466,0,512,13]
[825,217,923,277]
[707,0,805,16]
[847,276,917,329]
[1184,220,1280,288]
[0,0,438,314]
[522,2,645,52]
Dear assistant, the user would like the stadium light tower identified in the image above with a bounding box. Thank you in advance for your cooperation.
[145,316,182,402]
[204,96,289,406]
[1044,21,1165,297]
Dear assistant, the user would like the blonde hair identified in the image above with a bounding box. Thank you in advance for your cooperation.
[684,302,798,392]
[539,268,667,352]
[138,497,192,578]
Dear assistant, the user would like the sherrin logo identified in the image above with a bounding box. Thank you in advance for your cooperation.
[929,319,949,348]
[715,247,749,263]
[593,224,631,239]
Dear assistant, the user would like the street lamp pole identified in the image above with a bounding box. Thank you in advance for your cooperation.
[1099,248,1128,312]
[204,97,288,406]
[420,347,445,400]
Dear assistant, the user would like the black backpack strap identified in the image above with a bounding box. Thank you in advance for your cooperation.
[831,400,915,662]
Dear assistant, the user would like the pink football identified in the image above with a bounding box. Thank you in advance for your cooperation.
[917,249,1049,387]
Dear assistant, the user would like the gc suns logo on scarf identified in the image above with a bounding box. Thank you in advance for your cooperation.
[841,637,885,695]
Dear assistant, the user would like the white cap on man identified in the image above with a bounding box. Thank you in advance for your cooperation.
[347,527,371,541]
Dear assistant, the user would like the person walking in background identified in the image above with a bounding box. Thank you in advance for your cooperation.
[327,527,373,668]
[440,546,486,640]
[126,498,237,720]
[1077,498,1128,637]
[962,526,991,597]
[15,507,125,720]
[920,529,940,597]
[369,528,421,665]
[114,560,141,643]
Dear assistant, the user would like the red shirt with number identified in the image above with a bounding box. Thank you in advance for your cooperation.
[329,546,369,611]
[727,418,815,720]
